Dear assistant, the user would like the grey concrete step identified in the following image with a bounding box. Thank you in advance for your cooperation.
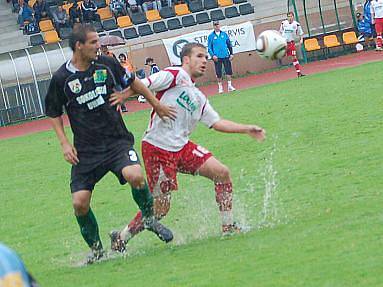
[0,40,29,54]
[0,29,24,42]
[0,24,20,34]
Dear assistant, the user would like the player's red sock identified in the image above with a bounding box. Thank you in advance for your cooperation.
[293,57,301,75]
[377,35,382,48]
[215,182,234,227]
[120,211,144,242]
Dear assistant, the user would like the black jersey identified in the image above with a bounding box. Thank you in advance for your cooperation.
[45,55,135,153]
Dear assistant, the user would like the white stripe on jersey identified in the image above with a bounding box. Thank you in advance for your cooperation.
[371,0,383,18]
[279,20,304,42]
[142,67,220,152]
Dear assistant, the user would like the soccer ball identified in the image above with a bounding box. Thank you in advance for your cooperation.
[256,30,287,60]
[137,95,147,103]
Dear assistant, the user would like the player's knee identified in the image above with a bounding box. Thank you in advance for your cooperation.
[127,173,146,189]
[215,165,231,183]
[72,199,89,215]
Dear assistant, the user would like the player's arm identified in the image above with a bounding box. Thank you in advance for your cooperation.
[226,33,234,60]
[212,119,265,142]
[297,24,304,44]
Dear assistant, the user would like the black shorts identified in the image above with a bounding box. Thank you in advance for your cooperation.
[214,57,233,78]
[70,142,140,193]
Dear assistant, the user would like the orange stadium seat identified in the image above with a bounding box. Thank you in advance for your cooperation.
[218,0,233,7]
[342,31,359,45]
[146,9,161,22]
[174,4,190,16]
[97,7,113,20]
[117,15,133,27]
[62,2,73,14]
[304,38,321,52]
[39,19,55,32]
[324,34,341,48]
[44,30,61,44]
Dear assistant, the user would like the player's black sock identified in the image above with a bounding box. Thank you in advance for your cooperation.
[131,182,154,218]
[76,208,103,249]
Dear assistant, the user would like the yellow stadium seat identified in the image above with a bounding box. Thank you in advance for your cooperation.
[117,15,133,27]
[342,31,359,45]
[44,30,61,44]
[146,9,161,22]
[218,0,233,6]
[324,35,341,48]
[62,2,73,14]
[39,19,55,32]
[97,7,113,20]
[304,38,321,52]
[174,3,190,16]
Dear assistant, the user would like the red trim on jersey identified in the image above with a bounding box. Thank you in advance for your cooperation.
[148,68,180,128]
[147,77,152,88]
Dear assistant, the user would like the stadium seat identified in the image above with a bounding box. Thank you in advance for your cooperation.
[102,18,118,30]
[94,0,107,8]
[210,9,225,21]
[138,24,153,36]
[153,21,168,33]
[203,0,218,10]
[182,15,196,27]
[39,19,55,32]
[117,15,132,28]
[218,0,232,7]
[28,0,36,8]
[44,30,61,44]
[123,27,138,39]
[233,0,247,4]
[175,3,190,16]
[160,6,176,19]
[62,2,72,14]
[30,34,44,46]
[324,34,341,48]
[304,38,321,52]
[131,12,147,25]
[239,3,254,15]
[196,12,210,24]
[109,30,123,38]
[342,31,359,45]
[146,10,161,22]
[97,7,113,20]
[167,18,182,30]
[93,21,104,32]
[188,0,203,13]
[59,27,72,40]
[225,6,239,18]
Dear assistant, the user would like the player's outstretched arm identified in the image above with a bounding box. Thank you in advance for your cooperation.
[50,116,79,165]
[212,119,266,142]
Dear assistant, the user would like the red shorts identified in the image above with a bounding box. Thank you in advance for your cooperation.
[142,141,212,194]
[375,18,383,34]
[286,41,296,57]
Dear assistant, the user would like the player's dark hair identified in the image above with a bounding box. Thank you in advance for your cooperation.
[69,24,97,52]
[287,11,294,17]
[180,43,206,63]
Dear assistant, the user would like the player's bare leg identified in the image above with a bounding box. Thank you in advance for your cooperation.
[197,157,241,235]
[72,190,105,264]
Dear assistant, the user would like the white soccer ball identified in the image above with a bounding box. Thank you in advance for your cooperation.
[256,30,287,60]
[137,95,146,103]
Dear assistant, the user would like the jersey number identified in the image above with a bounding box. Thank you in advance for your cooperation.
[129,150,138,162]
[192,145,209,158]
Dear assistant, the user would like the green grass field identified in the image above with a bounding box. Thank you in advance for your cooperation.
[1,61,382,286]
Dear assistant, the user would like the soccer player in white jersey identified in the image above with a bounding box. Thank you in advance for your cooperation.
[108,43,266,251]
[279,11,305,77]
[371,0,383,50]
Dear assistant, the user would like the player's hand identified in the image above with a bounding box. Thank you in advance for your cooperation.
[212,55,218,62]
[154,103,177,121]
[62,142,79,165]
[229,55,234,61]
[247,125,266,142]
[110,88,135,107]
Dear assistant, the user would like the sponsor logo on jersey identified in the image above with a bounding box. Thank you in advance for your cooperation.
[68,79,82,94]
[93,69,107,84]
[76,85,107,110]
[176,91,198,113]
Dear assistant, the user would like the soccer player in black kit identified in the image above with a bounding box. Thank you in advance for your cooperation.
[44,24,176,264]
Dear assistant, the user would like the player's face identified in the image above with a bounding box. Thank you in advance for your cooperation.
[288,13,294,23]
[80,32,101,62]
[188,47,208,78]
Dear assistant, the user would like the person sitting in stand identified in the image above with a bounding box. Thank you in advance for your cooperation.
[110,0,127,17]
[53,5,70,30]
[141,0,161,12]
[126,0,143,17]
[33,0,49,23]
[81,0,100,22]
[69,1,83,26]
[17,0,34,29]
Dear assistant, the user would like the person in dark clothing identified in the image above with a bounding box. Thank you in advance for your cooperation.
[44,24,176,264]
[53,5,70,30]
[69,1,83,25]
[81,0,100,22]
[33,0,49,22]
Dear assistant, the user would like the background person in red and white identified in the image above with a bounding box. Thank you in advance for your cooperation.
[279,11,305,77]
[371,0,383,50]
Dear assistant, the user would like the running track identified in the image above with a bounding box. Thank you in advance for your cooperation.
[0,51,382,140]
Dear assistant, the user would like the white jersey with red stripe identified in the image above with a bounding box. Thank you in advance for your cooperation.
[371,0,383,18]
[141,67,220,152]
[279,20,304,42]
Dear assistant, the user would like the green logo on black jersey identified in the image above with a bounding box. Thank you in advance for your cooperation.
[93,69,107,84]
[176,91,197,113]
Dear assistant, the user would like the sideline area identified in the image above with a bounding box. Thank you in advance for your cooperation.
[0,50,382,140]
